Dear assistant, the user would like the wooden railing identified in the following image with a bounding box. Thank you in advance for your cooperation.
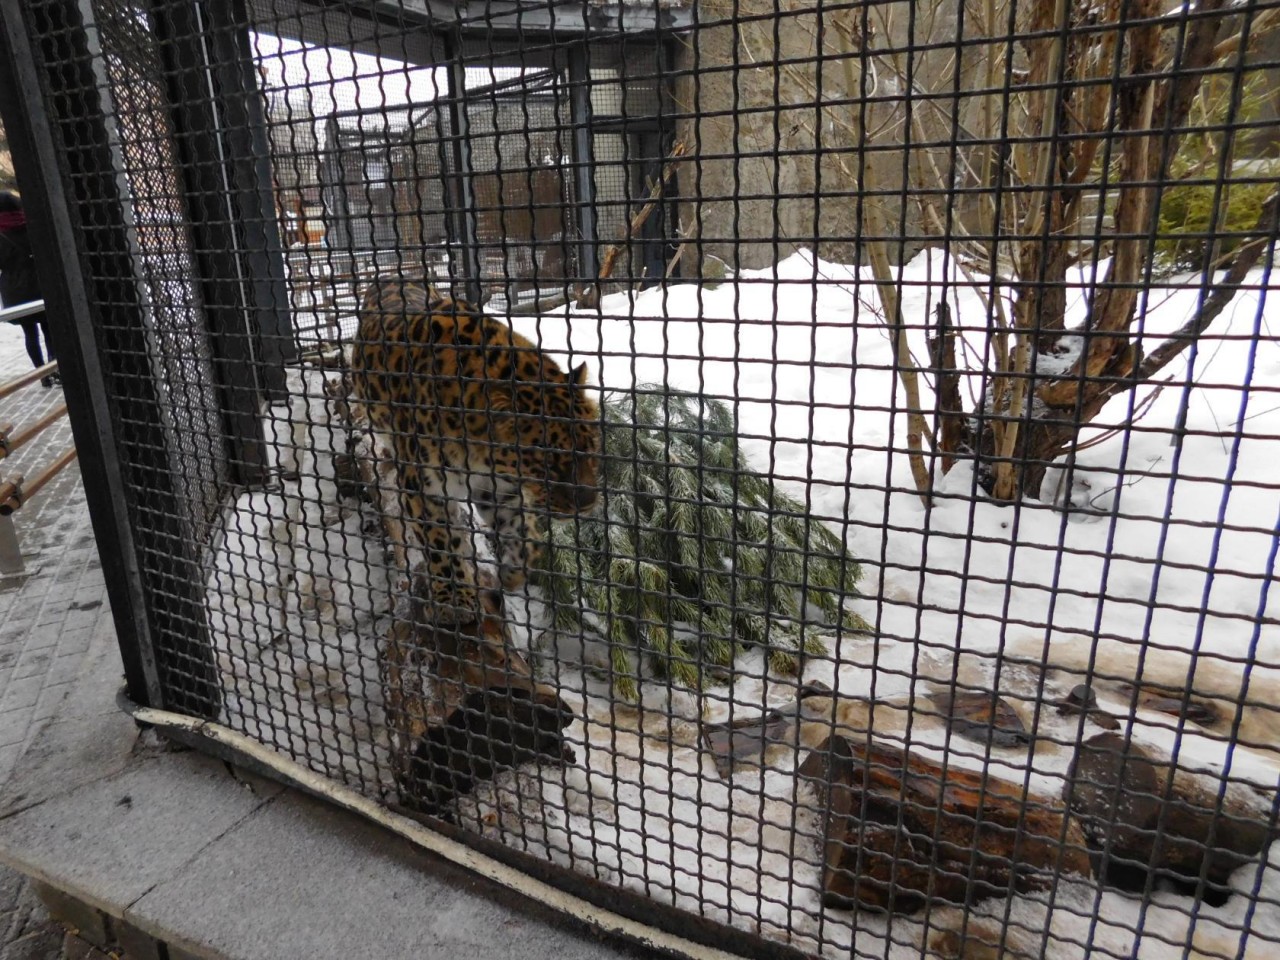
[0,301,78,575]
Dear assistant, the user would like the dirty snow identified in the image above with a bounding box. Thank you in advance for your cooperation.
[205,249,1280,959]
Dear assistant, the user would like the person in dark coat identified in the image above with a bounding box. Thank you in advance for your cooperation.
[0,191,58,387]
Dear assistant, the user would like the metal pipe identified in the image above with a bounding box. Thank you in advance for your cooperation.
[0,361,57,401]
[444,33,484,304]
[567,45,599,286]
[0,300,46,323]
[0,515,22,576]
[0,403,68,460]
[0,446,78,516]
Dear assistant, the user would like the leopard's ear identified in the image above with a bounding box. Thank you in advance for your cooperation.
[571,362,590,387]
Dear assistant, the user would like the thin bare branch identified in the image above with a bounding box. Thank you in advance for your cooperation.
[1138,193,1280,379]
[834,12,933,502]
[579,141,687,306]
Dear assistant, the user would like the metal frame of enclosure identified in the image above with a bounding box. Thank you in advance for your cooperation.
[3,1,1280,959]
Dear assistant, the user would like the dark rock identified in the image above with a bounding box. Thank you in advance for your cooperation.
[1065,732,1276,896]
[702,710,795,778]
[332,451,364,500]
[1066,684,1097,710]
[1056,684,1121,731]
[932,691,1031,749]
[406,686,576,812]
[1118,683,1222,729]
[382,573,577,814]
[1065,732,1162,851]
[701,681,831,777]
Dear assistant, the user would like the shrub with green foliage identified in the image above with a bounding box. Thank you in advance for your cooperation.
[1158,177,1276,270]
[1157,73,1278,270]
[534,386,866,700]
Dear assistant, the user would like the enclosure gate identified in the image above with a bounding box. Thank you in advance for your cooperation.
[3,0,1280,958]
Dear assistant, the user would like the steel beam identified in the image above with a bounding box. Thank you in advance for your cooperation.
[0,0,220,715]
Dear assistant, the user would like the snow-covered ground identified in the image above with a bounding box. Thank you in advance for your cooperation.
[206,250,1280,959]
[510,251,1279,673]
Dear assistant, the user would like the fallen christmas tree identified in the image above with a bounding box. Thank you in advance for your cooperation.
[535,386,867,699]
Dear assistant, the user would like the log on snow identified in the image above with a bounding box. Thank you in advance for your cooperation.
[799,734,1092,913]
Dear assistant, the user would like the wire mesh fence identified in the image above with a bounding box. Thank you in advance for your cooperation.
[4,0,1280,957]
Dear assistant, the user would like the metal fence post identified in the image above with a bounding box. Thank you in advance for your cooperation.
[566,44,599,286]
[643,39,679,282]
[206,0,296,394]
[318,114,354,274]
[443,33,484,305]
[0,0,219,716]
[0,515,24,577]
[147,0,273,484]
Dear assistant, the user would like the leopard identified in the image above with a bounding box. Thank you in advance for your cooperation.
[349,278,602,624]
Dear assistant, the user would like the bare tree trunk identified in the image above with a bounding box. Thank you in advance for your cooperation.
[980,0,1241,500]
[1019,191,1279,494]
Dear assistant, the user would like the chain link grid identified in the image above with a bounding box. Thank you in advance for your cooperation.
[11,0,1280,957]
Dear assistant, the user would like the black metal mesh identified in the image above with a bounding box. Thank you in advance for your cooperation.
[460,68,576,307]
[7,0,1280,957]
[93,0,229,547]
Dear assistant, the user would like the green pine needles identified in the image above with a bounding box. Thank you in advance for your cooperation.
[1156,71,1279,271]
[534,386,866,700]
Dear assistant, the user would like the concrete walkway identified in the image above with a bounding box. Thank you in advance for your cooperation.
[0,323,89,788]
[0,323,111,960]
[0,323,661,960]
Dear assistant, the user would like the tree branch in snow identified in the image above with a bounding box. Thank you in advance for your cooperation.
[975,0,1245,498]
[833,12,933,502]
[1207,6,1280,66]
[1070,380,1168,455]
[1138,193,1280,381]
[1037,0,1224,412]
[735,14,939,500]
[1014,192,1278,495]
[928,300,968,471]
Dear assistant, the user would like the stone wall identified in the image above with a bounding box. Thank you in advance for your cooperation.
[670,0,1280,278]
[670,0,1003,274]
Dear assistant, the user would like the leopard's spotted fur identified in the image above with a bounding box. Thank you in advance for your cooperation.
[350,279,601,622]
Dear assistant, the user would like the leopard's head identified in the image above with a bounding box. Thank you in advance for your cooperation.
[479,354,601,517]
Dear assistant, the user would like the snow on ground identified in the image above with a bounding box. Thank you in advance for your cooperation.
[510,250,1280,675]
[207,250,1280,958]
[206,369,395,793]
